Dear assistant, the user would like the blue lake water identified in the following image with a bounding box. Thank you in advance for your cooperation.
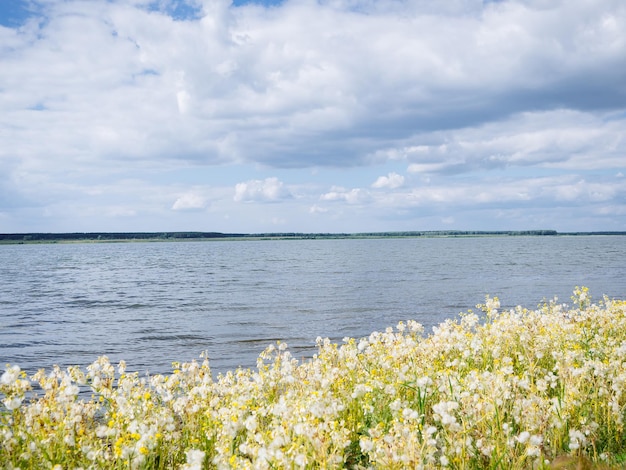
[1,236,624,377]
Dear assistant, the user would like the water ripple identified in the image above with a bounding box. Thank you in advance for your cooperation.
[0,237,624,376]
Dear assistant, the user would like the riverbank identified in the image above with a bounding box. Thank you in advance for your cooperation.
[2,288,625,468]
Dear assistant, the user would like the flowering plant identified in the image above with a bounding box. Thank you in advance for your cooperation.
[2,287,625,468]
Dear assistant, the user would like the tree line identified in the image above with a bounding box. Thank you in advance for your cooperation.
[0,230,569,243]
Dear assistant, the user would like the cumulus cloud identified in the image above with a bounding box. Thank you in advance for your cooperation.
[400,109,626,175]
[172,189,209,210]
[372,172,404,189]
[0,0,625,232]
[320,187,369,204]
[375,175,626,210]
[234,177,290,202]
[4,0,625,169]
[309,204,328,214]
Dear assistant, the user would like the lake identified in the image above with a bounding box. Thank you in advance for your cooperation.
[1,236,624,377]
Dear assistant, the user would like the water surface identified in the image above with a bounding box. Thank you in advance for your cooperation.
[1,236,624,376]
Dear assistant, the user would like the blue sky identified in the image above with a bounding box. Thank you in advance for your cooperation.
[0,0,625,233]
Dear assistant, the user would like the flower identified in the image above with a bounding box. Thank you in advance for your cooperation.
[2,289,625,468]
[2,396,22,411]
[1,365,21,386]
[181,449,205,470]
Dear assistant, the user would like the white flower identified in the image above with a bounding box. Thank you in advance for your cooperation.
[416,376,432,390]
[433,401,459,427]
[402,408,419,420]
[407,320,423,333]
[294,453,307,467]
[360,438,374,453]
[181,449,205,470]
[351,383,371,398]
[63,383,80,397]
[64,433,76,447]
[1,365,20,386]
[526,445,541,457]
[389,399,402,411]
[568,429,586,450]
[441,413,457,426]
[2,396,22,411]
[244,414,257,432]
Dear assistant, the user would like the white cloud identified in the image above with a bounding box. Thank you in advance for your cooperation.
[234,177,290,202]
[386,175,626,209]
[320,187,370,204]
[309,204,328,214]
[400,109,626,175]
[4,0,625,170]
[372,172,405,189]
[172,190,209,210]
[0,0,625,232]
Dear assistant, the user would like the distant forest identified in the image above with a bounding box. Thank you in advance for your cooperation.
[1,230,624,243]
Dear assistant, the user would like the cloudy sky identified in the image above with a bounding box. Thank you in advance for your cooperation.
[1,0,625,234]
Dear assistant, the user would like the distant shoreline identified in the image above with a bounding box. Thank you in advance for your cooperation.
[1,230,625,244]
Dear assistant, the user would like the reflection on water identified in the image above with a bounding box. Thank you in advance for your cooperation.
[1,236,625,376]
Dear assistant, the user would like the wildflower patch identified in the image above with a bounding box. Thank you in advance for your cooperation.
[2,288,626,469]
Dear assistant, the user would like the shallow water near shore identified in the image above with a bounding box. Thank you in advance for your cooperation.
[1,235,624,376]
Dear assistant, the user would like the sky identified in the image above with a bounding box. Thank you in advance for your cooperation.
[0,0,625,234]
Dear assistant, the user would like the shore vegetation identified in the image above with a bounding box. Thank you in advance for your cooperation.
[2,287,626,469]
